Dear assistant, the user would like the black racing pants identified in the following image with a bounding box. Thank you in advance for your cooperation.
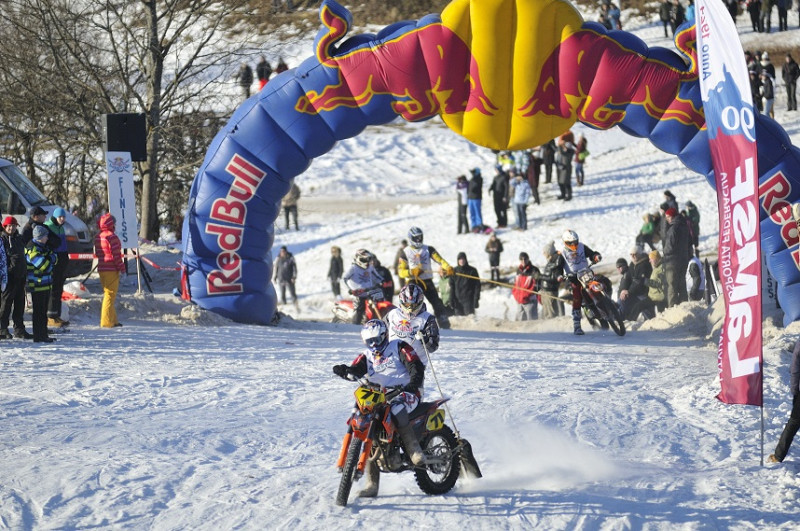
[775,393,800,462]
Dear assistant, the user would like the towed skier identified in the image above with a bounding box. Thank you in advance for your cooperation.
[397,227,453,329]
[384,284,440,370]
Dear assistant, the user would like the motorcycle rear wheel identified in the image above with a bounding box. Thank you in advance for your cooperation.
[414,425,460,495]
[599,298,626,336]
[335,437,363,507]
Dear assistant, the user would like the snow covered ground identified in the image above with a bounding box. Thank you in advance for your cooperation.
[3,6,800,530]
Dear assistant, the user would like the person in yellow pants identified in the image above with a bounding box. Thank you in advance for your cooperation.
[94,213,125,328]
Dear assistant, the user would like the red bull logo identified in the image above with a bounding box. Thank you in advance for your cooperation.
[519,27,705,131]
[295,4,496,121]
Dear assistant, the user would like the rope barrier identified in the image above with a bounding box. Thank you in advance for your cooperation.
[453,271,573,303]
[66,252,181,271]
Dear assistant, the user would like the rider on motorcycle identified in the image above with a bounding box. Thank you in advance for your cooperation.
[343,249,386,324]
[332,319,428,497]
[556,229,602,336]
[385,284,440,368]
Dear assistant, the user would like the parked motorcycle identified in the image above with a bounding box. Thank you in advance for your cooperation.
[576,266,626,336]
[334,377,481,507]
[331,288,394,324]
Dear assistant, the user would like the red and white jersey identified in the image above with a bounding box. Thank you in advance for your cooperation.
[384,308,436,365]
[358,340,418,389]
[343,263,383,292]
[560,242,590,275]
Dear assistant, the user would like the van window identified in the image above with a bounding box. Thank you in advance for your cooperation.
[0,176,26,215]
[0,163,49,206]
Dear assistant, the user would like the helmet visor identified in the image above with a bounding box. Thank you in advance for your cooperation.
[564,240,578,251]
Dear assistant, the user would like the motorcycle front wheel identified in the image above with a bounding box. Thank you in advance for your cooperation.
[414,425,460,495]
[599,297,626,337]
[335,437,363,507]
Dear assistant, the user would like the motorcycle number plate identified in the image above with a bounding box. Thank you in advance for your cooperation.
[355,387,385,411]
[426,409,446,431]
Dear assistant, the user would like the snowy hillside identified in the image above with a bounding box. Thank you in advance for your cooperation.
[3,7,800,530]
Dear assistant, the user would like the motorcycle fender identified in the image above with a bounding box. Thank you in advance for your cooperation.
[425,409,446,432]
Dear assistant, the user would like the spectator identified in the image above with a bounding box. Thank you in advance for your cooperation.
[621,246,655,321]
[726,0,738,21]
[0,217,31,339]
[236,62,254,100]
[513,252,540,321]
[489,165,509,228]
[750,69,764,113]
[45,207,69,328]
[663,189,679,212]
[256,55,272,90]
[510,173,532,231]
[636,212,658,251]
[21,206,52,248]
[761,51,776,78]
[783,53,800,111]
[282,180,301,230]
[524,147,542,205]
[94,213,126,328]
[615,257,632,307]
[450,252,480,316]
[685,0,696,24]
[467,167,484,231]
[275,57,289,74]
[541,139,556,184]
[273,245,297,306]
[747,0,762,31]
[776,0,789,30]
[670,0,685,36]
[646,250,667,315]
[760,70,775,118]
[663,207,690,307]
[598,12,613,30]
[539,241,562,319]
[555,131,576,201]
[660,0,673,37]
[485,233,504,282]
[456,175,469,234]
[687,251,706,301]
[574,134,589,186]
[607,2,622,29]
[393,239,408,289]
[683,200,700,251]
[327,246,343,297]
[437,267,453,314]
[768,339,800,463]
[25,226,57,343]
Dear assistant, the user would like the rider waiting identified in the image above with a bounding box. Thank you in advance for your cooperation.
[332,319,427,498]
[397,227,453,330]
[343,249,385,324]
[556,229,602,336]
[385,284,440,369]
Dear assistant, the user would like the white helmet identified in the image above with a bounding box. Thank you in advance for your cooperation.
[562,229,579,251]
[361,319,388,352]
[354,249,372,268]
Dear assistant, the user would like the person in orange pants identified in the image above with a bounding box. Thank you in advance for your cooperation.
[94,213,125,328]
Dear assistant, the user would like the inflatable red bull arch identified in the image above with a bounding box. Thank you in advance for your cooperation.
[182,0,800,325]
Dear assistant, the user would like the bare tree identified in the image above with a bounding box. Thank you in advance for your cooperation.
[0,0,252,239]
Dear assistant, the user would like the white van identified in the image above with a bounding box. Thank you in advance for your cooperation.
[0,157,95,277]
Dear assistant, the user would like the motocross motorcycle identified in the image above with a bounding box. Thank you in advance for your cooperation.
[576,266,626,336]
[335,378,481,507]
[331,287,394,324]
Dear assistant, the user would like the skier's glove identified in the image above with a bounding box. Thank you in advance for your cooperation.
[332,364,350,379]
[443,265,455,277]
[411,266,422,278]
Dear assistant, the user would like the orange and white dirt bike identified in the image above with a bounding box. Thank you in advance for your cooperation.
[576,266,625,336]
[331,288,394,324]
[334,377,481,507]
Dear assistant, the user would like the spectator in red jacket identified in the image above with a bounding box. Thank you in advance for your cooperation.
[94,213,126,328]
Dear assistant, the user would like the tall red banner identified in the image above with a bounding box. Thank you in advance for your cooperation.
[697,0,762,405]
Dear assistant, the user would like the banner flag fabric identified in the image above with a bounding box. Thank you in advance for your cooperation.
[696,0,763,406]
[105,151,140,250]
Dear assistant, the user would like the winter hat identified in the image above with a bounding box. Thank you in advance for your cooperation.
[543,240,557,257]
[98,213,116,231]
[663,190,675,200]
[630,244,643,256]
[519,252,530,261]
[457,251,467,261]
[32,225,48,243]
[53,207,67,218]
[2,216,18,227]
[761,51,769,61]
[665,207,678,218]
[649,250,661,261]
[616,258,628,268]
[29,206,46,217]
[470,167,481,176]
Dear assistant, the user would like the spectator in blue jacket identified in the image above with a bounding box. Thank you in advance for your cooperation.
[510,174,532,231]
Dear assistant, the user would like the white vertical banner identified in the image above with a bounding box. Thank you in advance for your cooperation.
[696,0,762,406]
[105,151,140,250]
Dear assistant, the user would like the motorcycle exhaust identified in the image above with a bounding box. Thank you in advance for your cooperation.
[458,437,482,478]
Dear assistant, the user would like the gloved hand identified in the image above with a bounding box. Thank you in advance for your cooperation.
[332,364,350,379]
[411,266,422,278]
[414,330,425,341]
[557,275,565,283]
[593,253,602,264]
[443,265,454,277]
[402,383,418,394]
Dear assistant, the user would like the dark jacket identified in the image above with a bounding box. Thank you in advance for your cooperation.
[783,58,800,85]
[663,215,691,264]
[540,254,563,292]
[22,219,60,251]
[489,171,509,206]
[2,231,27,281]
[485,237,504,266]
[328,255,343,281]
[629,258,653,298]
[468,174,483,200]
[273,251,297,282]
[617,265,632,299]
[451,255,480,311]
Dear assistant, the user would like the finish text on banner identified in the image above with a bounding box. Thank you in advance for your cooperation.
[106,151,140,249]
[697,0,762,405]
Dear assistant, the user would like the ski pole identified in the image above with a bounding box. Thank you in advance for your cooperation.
[415,330,462,437]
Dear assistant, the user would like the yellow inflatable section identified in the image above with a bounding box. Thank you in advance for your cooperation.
[441,0,584,150]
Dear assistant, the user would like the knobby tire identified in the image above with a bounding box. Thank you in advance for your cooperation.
[335,437,363,507]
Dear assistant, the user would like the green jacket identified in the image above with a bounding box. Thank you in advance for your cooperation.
[647,262,666,302]
[25,241,57,292]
